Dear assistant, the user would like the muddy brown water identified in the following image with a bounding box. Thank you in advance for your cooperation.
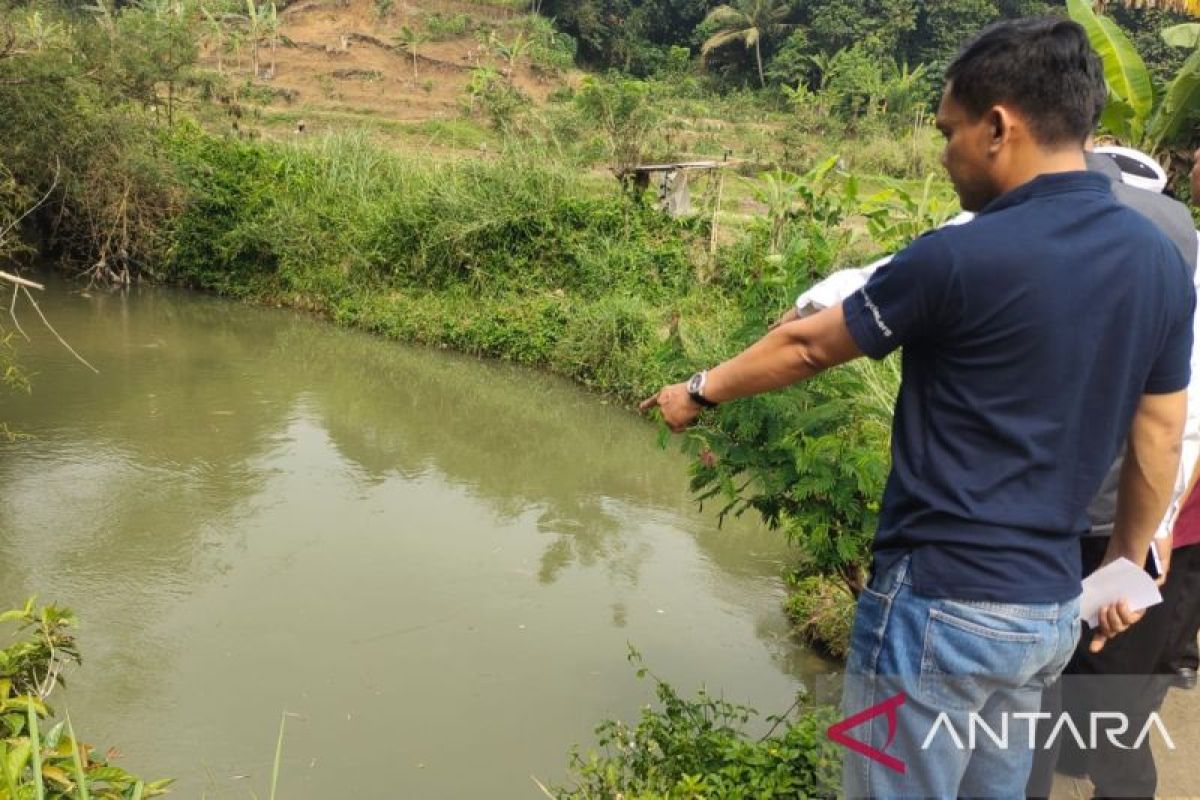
[0,276,827,798]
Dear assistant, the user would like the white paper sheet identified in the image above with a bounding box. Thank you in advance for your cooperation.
[1080,557,1163,629]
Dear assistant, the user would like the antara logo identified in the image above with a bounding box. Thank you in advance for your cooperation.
[828,692,1177,774]
[826,692,908,774]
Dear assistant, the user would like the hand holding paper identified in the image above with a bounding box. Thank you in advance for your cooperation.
[1080,557,1163,652]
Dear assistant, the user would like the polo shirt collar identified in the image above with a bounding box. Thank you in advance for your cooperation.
[979,171,1111,217]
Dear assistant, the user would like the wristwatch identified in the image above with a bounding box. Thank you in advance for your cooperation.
[687,371,718,408]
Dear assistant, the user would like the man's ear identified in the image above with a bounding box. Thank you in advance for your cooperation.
[985,106,1014,155]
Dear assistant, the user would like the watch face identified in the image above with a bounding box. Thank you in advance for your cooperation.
[688,373,703,395]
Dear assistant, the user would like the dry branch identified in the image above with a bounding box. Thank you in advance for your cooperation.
[0,271,43,291]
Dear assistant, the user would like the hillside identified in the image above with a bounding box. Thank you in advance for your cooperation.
[203,0,574,142]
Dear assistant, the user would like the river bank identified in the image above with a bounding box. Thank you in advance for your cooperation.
[2,276,833,797]
[35,122,891,660]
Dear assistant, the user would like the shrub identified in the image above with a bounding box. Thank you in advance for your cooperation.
[0,598,171,798]
[847,126,942,180]
[424,12,473,41]
[526,15,577,74]
[553,294,658,391]
[463,67,531,131]
[679,162,902,597]
[555,649,841,800]
[785,574,856,658]
[574,75,661,175]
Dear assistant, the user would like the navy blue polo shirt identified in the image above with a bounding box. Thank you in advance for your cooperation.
[843,171,1194,603]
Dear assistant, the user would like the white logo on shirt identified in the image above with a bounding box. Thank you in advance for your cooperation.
[861,289,893,338]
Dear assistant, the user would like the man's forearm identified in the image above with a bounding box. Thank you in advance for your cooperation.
[703,305,862,404]
[1109,391,1187,565]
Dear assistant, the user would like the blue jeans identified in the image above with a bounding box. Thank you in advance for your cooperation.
[841,556,1080,799]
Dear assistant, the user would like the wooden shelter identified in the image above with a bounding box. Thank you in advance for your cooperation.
[628,161,722,217]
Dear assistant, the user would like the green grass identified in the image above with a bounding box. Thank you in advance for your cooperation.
[159,124,729,400]
[398,118,496,149]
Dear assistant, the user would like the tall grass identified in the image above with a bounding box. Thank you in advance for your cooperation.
[28,703,43,800]
[163,125,713,398]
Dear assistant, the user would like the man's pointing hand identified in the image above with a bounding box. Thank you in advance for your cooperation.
[639,383,703,433]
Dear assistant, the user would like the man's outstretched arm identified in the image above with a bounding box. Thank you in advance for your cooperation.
[1091,389,1187,652]
[640,303,864,432]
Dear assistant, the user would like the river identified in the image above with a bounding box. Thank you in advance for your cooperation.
[0,276,827,798]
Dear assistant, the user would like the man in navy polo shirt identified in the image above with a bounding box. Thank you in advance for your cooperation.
[640,18,1194,799]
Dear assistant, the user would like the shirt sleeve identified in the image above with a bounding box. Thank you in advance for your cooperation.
[841,232,957,360]
[794,258,891,318]
[795,213,976,319]
[1144,281,1196,395]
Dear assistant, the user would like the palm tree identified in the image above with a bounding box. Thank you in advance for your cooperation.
[700,0,795,88]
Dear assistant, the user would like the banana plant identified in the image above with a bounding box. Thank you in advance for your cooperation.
[490,31,530,78]
[243,0,260,77]
[1154,21,1200,148]
[1069,0,1200,153]
[1069,0,1154,143]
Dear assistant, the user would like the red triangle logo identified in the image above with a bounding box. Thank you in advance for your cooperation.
[827,692,907,774]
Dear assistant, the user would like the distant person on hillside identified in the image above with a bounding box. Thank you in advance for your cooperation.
[639,19,1193,798]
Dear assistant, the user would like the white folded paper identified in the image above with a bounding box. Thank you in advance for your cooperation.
[1080,557,1163,629]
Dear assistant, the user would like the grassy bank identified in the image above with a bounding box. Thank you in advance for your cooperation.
[150,125,920,660]
[162,125,754,400]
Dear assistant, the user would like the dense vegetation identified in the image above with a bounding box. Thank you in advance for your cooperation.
[553,648,841,799]
[3,0,1200,795]
[540,0,1195,100]
[0,598,169,798]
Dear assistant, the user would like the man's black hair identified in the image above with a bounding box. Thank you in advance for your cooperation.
[946,17,1107,147]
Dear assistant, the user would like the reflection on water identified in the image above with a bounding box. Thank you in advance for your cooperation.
[0,277,828,798]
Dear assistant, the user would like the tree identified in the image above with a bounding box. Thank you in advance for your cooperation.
[199,5,225,74]
[800,0,916,60]
[395,26,430,81]
[700,0,795,87]
[540,0,716,73]
[114,0,199,125]
[244,0,260,77]
[262,1,278,77]
[911,0,999,70]
[241,0,278,79]
[575,75,660,176]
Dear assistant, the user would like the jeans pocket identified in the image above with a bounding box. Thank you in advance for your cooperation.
[858,582,891,603]
[918,605,1043,712]
[1040,615,1082,687]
